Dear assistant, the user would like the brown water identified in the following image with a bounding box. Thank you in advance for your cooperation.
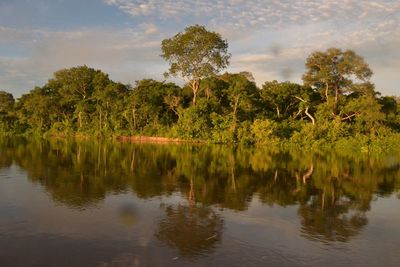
[0,138,399,266]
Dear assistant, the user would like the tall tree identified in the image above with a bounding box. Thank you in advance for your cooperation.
[161,25,231,105]
[47,66,112,130]
[16,86,60,132]
[127,79,181,133]
[220,73,259,121]
[93,81,129,133]
[302,48,372,113]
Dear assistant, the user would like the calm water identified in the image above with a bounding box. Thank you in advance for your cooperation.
[0,138,400,267]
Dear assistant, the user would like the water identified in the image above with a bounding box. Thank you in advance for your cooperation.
[0,138,399,266]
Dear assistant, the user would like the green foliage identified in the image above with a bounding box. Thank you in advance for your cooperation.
[236,121,254,145]
[0,91,14,112]
[303,48,372,102]
[175,99,213,139]
[161,25,231,105]
[251,119,278,144]
[343,95,384,135]
[260,81,318,119]
[161,25,230,80]
[128,79,181,135]
[210,113,235,143]
[1,41,398,149]
[0,91,16,133]
[220,73,260,121]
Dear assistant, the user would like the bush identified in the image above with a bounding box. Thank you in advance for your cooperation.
[210,113,235,143]
[251,119,279,144]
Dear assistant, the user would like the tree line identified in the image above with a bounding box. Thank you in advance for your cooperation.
[0,25,399,149]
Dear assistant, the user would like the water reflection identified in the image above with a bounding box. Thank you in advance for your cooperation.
[156,204,223,257]
[1,137,400,249]
[118,203,138,227]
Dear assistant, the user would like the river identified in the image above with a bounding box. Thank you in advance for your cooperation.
[0,138,399,266]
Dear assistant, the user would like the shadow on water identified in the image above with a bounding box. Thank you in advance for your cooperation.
[156,203,223,258]
[1,137,400,263]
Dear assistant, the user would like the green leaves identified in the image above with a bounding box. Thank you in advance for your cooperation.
[161,25,230,78]
[0,37,398,145]
[303,48,373,106]
[161,25,231,105]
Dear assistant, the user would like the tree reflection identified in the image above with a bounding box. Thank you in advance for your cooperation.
[118,203,138,227]
[1,137,400,244]
[299,196,368,242]
[155,204,223,258]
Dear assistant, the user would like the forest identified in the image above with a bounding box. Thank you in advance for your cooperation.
[0,25,399,151]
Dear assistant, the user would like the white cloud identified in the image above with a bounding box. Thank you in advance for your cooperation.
[1,0,399,96]
[139,23,158,35]
[0,26,167,97]
[104,0,400,31]
[234,53,274,64]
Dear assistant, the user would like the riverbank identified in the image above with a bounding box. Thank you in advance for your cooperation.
[116,135,204,144]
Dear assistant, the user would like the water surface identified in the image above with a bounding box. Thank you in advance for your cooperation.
[0,138,399,266]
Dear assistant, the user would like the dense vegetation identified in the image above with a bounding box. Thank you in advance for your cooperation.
[0,25,399,150]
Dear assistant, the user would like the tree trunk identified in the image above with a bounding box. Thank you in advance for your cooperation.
[78,111,82,128]
[305,107,315,125]
[233,96,240,118]
[191,79,200,106]
[334,85,339,114]
[275,105,280,118]
[132,108,136,129]
[99,108,102,132]
[105,111,108,130]
[325,81,329,102]
[302,164,314,184]
[205,86,211,100]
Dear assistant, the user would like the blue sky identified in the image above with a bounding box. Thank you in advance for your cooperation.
[0,0,399,97]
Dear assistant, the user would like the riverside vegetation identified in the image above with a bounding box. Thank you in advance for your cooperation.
[0,25,399,151]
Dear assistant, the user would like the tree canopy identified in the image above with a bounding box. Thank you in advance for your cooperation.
[161,25,231,105]
[0,25,399,150]
[302,48,373,112]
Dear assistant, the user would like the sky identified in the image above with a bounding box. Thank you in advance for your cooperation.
[0,0,399,97]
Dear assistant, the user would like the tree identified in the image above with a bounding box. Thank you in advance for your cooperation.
[342,95,384,134]
[302,48,372,113]
[379,96,400,131]
[220,73,259,121]
[0,91,15,132]
[380,96,397,116]
[47,66,112,130]
[16,86,60,132]
[127,79,181,134]
[161,25,231,105]
[260,81,320,121]
[0,91,14,113]
[92,81,129,133]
